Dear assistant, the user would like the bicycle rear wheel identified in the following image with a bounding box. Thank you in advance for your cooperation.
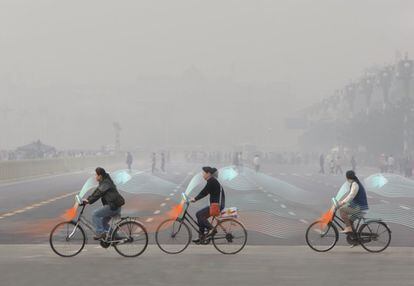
[112,220,148,257]
[305,221,338,252]
[49,221,86,257]
[212,219,247,254]
[359,221,391,253]
[155,219,191,254]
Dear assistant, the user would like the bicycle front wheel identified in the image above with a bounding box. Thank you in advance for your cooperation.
[212,219,247,255]
[359,221,391,253]
[49,221,86,257]
[155,219,191,254]
[306,221,338,252]
[112,220,148,257]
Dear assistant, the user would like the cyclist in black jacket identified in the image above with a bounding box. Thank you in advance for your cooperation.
[190,166,225,243]
[83,167,125,240]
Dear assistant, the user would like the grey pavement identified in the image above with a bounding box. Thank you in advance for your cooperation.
[0,245,413,286]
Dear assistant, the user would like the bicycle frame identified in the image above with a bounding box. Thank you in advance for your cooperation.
[71,205,124,242]
[177,202,223,237]
[331,211,364,233]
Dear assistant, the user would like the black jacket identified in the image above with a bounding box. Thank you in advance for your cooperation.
[87,177,125,210]
[194,177,225,208]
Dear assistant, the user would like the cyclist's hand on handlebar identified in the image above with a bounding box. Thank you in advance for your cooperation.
[81,199,89,206]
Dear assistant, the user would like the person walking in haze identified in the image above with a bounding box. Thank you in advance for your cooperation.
[151,152,156,173]
[387,155,395,173]
[335,156,343,175]
[190,167,225,244]
[82,167,125,240]
[350,155,357,172]
[319,153,325,174]
[126,152,133,171]
[161,152,166,172]
[253,154,260,172]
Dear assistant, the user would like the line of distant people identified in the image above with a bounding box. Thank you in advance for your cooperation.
[379,154,413,177]
[151,152,167,173]
[319,153,357,175]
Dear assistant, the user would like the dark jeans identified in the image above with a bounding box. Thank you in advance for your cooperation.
[92,205,121,234]
[196,205,224,235]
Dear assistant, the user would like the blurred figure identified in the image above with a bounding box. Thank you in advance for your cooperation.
[233,152,239,167]
[161,152,166,172]
[253,154,260,172]
[319,153,325,174]
[379,154,387,173]
[126,152,133,171]
[329,159,335,174]
[350,155,357,172]
[335,156,343,175]
[387,155,395,173]
[238,152,244,171]
[151,152,157,173]
[404,155,413,177]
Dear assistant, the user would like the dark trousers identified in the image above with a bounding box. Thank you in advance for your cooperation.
[196,206,213,235]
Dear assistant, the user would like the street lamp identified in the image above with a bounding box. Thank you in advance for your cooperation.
[345,83,357,117]
[113,122,122,153]
[360,75,374,114]
[396,54,413,155]
[378,66,393,110]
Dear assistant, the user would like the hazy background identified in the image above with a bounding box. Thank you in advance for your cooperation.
[0,0,413,151]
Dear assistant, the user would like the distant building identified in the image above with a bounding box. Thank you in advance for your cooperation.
[15,140,56,159]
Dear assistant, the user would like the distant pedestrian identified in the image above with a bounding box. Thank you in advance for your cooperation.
[350,156,357,172]
[151,152,157,173]
[335,156,343,175]
[161,152,166,172]
[329,159,335,174]
[319,153,325,174]
[126,152,133,171]
[238,152,244,171]
[253,154,260,172]
[387,155,395,173]
[379,154,387,173]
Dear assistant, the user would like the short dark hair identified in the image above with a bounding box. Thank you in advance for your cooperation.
[202,166,217,174]
[95,167,107,177]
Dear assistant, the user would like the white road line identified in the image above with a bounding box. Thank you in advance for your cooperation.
[380,200,390,204]
[169,193,174,196]
[0,216,4,219]
[145,217,154,223]
[0,190,78,220]
[288,211,296,216]
[267,194,272,197]
[367,195,373,199]
[299,219,308,224]
[165,198,170,201]
[273,198,279,202]
[400,205,411,210]
[280,204,286,209]
[2,213,14,217]
[153,210,161,215]
[160,203,167,207]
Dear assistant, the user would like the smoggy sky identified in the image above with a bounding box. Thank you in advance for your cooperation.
[0,0,413,150]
